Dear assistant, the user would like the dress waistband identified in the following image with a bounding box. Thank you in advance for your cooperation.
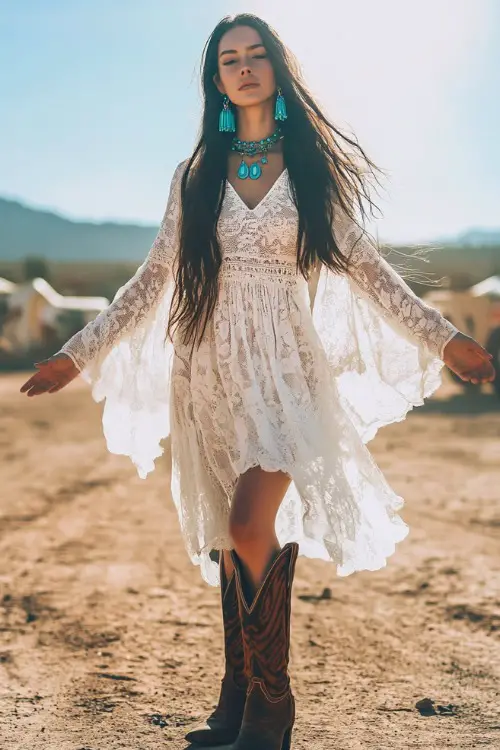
[219,257,305,285]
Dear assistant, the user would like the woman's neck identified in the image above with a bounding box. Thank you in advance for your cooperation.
[235,102,276,142]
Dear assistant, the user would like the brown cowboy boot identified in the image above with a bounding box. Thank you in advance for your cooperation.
[185,550,248,746]
[229,541,299,750]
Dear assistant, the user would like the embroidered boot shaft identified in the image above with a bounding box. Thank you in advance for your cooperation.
[230,541,299,750]
[185,551,248,745]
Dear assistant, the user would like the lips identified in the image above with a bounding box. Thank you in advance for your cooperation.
[239,83,259,90]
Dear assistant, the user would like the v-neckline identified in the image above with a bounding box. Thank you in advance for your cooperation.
[226,168,288,213]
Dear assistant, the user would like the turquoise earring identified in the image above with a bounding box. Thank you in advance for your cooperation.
[274,86,287,121]
[219,95,236,132]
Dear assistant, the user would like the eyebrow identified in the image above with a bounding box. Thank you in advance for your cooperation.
[219,43,265,58]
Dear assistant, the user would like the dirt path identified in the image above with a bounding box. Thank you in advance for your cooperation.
[1,372,499,749]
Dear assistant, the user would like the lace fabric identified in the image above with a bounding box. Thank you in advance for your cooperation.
[57,160,459,586]
[58,159,185,476]
[312,203,459,443]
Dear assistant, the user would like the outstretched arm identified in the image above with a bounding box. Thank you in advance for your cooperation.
[332,202,459,359]
[57,159,186,372]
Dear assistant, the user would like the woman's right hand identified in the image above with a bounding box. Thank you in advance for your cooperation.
[20,353,80,397]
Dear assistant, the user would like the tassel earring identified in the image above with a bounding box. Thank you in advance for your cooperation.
[274,86,287,121]
[219,95,236,132]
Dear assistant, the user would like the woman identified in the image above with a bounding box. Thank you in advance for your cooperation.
[20,13,495,750]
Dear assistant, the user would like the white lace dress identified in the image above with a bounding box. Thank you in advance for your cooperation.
[57,158,459,587]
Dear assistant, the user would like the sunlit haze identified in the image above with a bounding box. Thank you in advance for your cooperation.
[1,0,498,244]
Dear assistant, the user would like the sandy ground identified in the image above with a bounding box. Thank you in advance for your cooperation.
[1,370,499,750]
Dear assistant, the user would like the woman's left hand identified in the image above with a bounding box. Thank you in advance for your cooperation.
[442,332,496,385]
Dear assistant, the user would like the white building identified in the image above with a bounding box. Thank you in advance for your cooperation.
[0,276,109,353]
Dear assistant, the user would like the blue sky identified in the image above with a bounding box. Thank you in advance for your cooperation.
[1,0,499,243]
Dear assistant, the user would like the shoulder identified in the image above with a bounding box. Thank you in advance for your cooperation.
[173,157,190,180]
[168,158,190,196]
[165,158,190,203]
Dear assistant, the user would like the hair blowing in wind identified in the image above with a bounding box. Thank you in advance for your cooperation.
[166,12,386,355]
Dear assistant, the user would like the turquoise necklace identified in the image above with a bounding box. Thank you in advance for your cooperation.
[231,126,283,180]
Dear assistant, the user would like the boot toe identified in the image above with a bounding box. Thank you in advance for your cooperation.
[184,720,240,745]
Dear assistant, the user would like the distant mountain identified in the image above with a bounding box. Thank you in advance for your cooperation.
[435,228,500,247]
[1,194,499,263]
[0,196,158,262]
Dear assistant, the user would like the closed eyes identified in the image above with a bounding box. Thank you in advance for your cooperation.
[223,54,268,66]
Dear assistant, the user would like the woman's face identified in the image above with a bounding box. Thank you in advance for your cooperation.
[214,25,276,108]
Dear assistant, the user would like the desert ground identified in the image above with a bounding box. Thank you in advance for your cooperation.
[1,370,499,750]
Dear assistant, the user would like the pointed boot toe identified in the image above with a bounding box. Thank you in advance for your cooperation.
[184,672,247,745]
[185,551,248,745]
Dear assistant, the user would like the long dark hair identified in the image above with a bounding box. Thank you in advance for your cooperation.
[166,13,386,354]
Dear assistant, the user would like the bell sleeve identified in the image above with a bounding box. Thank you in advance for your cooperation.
[332,203,459,359]
[310,201,460,444]
[55,157,188,478]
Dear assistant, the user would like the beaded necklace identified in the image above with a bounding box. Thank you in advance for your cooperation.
[231,126,283,180]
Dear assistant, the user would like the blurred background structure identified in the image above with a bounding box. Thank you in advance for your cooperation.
[1,1,499,379]
[1,5,500,749]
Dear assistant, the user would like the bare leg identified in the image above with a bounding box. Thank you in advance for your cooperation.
[228,465,292,603]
